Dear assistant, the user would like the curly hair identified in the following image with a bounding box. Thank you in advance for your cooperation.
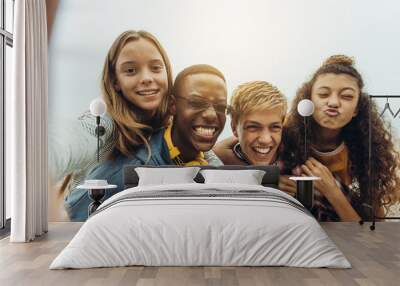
[101,30,173,159]
[282,55,400,215]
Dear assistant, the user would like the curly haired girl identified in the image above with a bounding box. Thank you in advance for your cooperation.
[281,55,400,221]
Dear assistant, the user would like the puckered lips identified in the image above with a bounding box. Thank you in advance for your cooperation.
[192,125,219,142]
[324,108,340,117]
[135,88,160,98]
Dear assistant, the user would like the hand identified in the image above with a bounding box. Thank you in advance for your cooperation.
[300,157,341,199]
[279,175,297,197]
[213,136,238,153]
[212,136,242,165]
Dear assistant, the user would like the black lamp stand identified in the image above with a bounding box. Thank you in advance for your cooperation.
[87,116,106,216]
[95,116,106,162]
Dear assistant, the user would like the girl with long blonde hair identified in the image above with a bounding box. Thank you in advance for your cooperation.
[64,30,173,221]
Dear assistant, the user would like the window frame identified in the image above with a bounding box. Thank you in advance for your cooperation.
[1,0,14,232]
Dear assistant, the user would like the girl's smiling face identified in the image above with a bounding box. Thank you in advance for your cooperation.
[114,38,168,114]
[311,73,360,131]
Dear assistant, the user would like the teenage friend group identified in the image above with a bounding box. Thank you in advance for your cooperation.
[63,30,400,222]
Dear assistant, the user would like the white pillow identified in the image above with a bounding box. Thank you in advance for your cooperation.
[200,169,266,185]
[135,167,200,186]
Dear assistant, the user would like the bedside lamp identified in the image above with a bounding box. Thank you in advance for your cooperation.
[89,98,106,162]
[297,99,314,160]
[78,98,116,216]
[290,99,320,209]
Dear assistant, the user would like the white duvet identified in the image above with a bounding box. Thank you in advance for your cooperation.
[50,183,351,269]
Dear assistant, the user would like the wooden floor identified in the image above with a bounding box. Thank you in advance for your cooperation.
[0,222,399,286]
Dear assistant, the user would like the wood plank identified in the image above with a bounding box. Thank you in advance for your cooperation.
[0,222,399,286]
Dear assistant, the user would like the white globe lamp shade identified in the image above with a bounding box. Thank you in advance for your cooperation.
[297,99,314,117]
[89,98,106,116]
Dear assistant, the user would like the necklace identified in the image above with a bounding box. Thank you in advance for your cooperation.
[232,142,250,164]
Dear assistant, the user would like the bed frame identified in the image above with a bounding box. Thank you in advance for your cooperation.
[123,165,280,190]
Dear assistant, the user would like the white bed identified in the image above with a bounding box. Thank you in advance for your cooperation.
[50,183,351,269]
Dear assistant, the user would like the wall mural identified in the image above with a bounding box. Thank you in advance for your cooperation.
[48,0,400,222]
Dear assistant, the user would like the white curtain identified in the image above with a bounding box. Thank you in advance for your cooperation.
[8,0,48,242]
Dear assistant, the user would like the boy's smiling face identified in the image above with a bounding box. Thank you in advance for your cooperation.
[171,73,227,157]
[232,107,284,165]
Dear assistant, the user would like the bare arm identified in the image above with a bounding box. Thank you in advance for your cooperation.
[212,136,245,165]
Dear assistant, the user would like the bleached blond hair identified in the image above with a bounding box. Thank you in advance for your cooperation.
[230,81,287,124]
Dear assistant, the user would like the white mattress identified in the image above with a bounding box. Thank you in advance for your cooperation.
[50,183,351,269]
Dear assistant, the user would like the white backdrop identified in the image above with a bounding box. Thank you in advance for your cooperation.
[48,0,400,143]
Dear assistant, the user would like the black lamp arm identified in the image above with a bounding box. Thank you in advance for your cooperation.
[95,116,106,162]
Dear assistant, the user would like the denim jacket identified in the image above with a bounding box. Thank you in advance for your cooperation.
[64,129,172,221]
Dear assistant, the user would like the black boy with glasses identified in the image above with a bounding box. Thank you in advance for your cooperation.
[165,64,228,166]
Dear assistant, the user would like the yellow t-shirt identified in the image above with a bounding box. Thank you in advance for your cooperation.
[312,142,352,186]
[163,124,208,166]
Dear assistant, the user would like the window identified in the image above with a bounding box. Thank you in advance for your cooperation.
[0,0,14,234]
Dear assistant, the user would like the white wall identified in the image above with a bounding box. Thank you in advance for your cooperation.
[49,0,400,140]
